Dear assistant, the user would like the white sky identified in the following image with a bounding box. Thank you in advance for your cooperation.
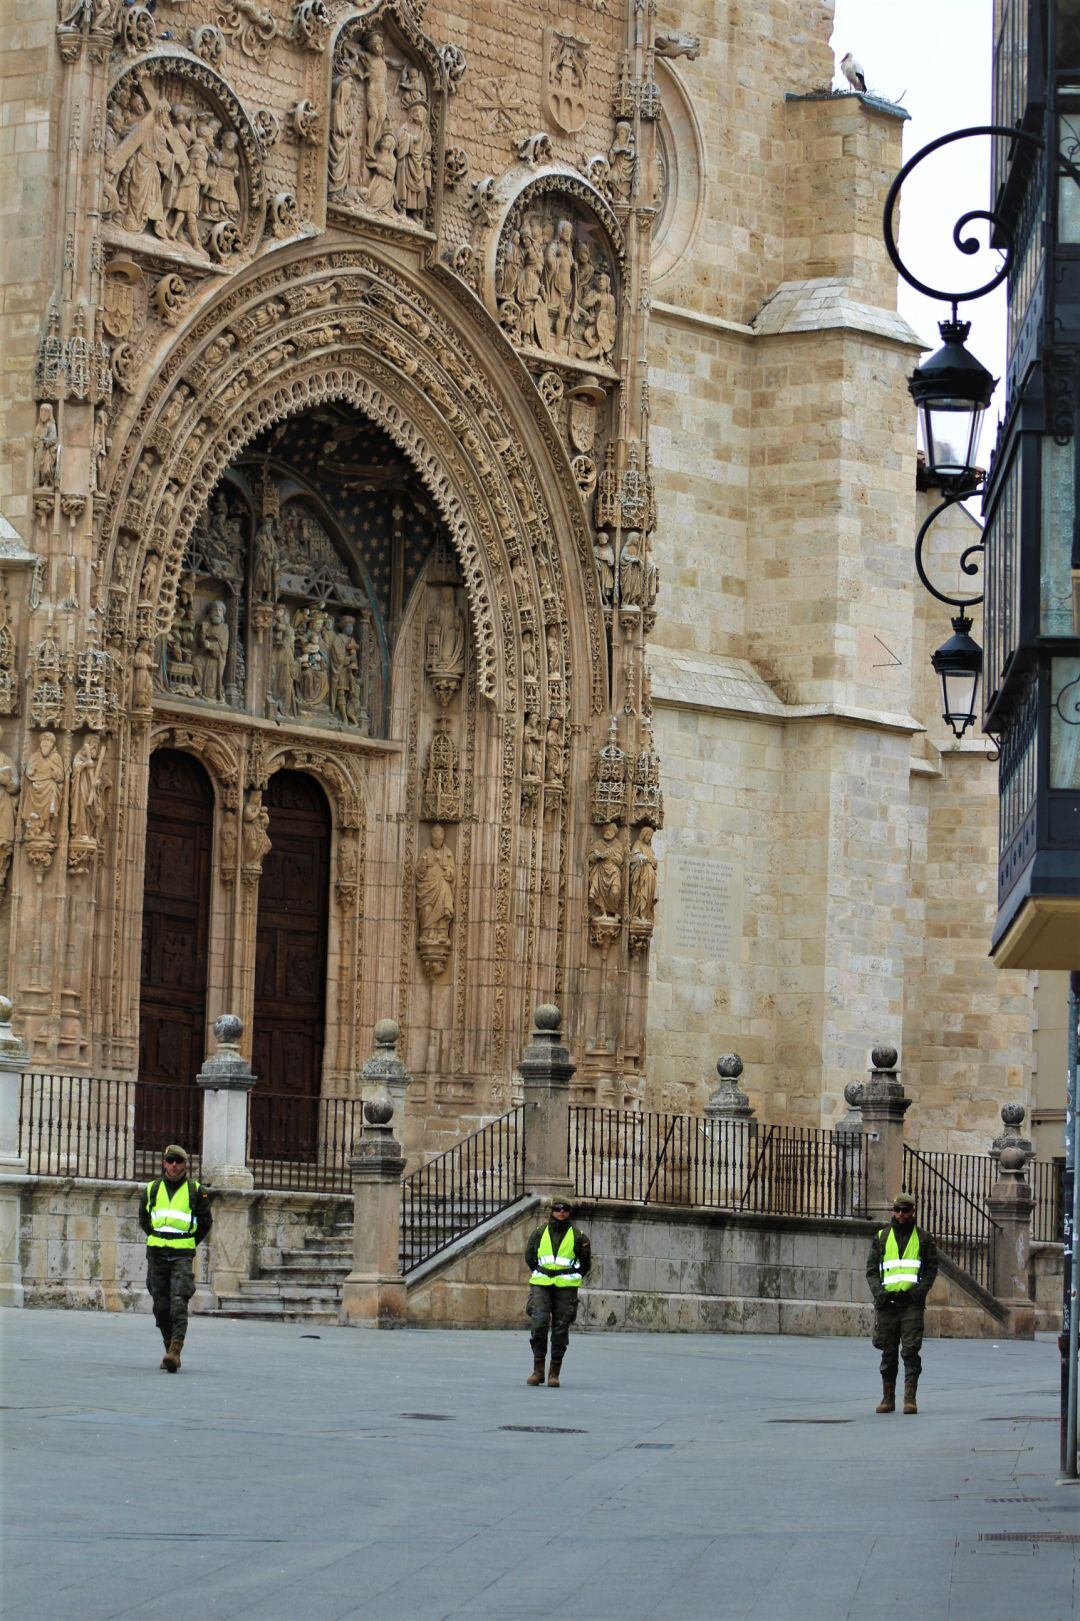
[830,0,1004,456]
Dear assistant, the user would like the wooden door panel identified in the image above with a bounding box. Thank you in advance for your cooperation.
[252,772,330,1158]
[137,750,214,1151]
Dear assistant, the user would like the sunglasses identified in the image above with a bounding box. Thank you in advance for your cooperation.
[164,1156,187,1165]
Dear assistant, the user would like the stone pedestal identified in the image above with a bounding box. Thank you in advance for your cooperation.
[519,1004,575,1201]
[988,1140,1036,1338]
[196,1014,256,1302]
[341,1098,407,1327]
[0,997,28,1307]
[860,1046,911,1227]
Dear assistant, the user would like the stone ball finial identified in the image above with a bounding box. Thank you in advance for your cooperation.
[373,1018,400,1048]
[1001,1102,1026,1129]
[534,1004,561,1032]
[871,1045,898,1070]
[214,1013,243,1045]
[999,1142,1027,1172]
[716,1053,743,1081]
[364,1097,394,1126]
[0,996,11,1026]
[844,1081,865,1109]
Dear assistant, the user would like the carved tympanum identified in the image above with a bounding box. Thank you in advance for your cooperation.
[329,22,435,228]
[495,191,620,365]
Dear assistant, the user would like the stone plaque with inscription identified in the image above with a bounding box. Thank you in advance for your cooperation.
[661,850,744,961]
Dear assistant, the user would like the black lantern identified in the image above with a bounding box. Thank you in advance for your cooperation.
[908,317,997,483]
[930,613,982,738]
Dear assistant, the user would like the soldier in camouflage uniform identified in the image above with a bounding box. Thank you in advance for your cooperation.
[138,1145,212,1372]
[866,1190,939,1415]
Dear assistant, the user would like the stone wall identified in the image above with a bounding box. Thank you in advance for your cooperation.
[407,1197,1000,1339]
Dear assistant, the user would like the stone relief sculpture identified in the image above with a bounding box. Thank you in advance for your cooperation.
[607,120,636,204]
[421,725,461,822]
[495,194,620,365]
[19,730,66,873]
[618,530,644,607]
[101,65,257,262]
[328,25,434,227]
[131,640,155,714]
[543,27,589,135]
[0,752,19,891]
[415,822,455,976]
[68,733,111,872]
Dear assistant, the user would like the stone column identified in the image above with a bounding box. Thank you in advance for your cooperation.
[860,1045,911,1227]
[706,1053,756,1203]
[196,1014,256,1304]
[0,997,28,1307]
[340,1098,407,1328]
[987,1125,1036,1339]
[360,1018,412,1143]
[834,1081,865,1217]
[519,1004,575,1202]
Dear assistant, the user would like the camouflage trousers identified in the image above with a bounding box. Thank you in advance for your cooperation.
[527,1284,579,1363]
[146,1249,196,1349]
[873,1294,925,1381]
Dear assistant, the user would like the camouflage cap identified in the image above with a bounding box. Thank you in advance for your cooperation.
[892,1190,915,1210]
[163,1144,189,1163]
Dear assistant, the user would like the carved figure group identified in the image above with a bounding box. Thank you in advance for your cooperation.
[329,29,432,221]
[498,207,618,362]
[103,73,242,254]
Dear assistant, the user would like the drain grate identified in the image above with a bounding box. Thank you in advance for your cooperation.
[767,1418,853,1425]
[635,1442,673,1450]
[400,1412,454,1421]
[985,1497,1043,1503]
[499,1424,587,1434]
[981,1415,1057,1423]
[979,1532,1080,1543]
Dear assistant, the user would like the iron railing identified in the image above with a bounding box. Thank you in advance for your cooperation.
[247,1093,363,1193]
[18,1075,203,1181]
[902,1145,999,1292]
[400,1107,525,1273]
[1031,1157,1066,1243]
[569,1108,868,1218]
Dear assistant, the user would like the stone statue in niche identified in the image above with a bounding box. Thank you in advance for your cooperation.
[619,530,645,607]
[628,825,657,925]
[251,514,279,602]
[328,24,432,223]
[241,791,272,884]
[68,733,110,871]
[268,603,298,717]
[415,823,455,977]
[0,752,19,892]
[594,533,615,606]
[19,730,66,871]
[496,198,619,364]
[425,588,466,708]
[522,711,543,780]
[607,120,635,204]
[33,403,59,489]
[296,607,330,710]
[131,640,155,714]
[327,614,359,723]
[193,600,229,700]
[587,820,625,920]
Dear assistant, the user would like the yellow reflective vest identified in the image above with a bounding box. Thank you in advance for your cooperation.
[530,1225,583,1288]
[146,1177,199,1250]
[879,1225,921,1293]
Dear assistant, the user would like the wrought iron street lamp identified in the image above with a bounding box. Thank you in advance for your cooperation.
[930,613,983,739]
[908,316,997,485]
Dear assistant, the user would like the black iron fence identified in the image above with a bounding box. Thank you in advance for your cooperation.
[18,1075,202,1182]
[248,1093,363,1193]
[568,1107,869,1218]
[902,1145,998,1291]
[400,1107,524,1273]
[1031,1157,1066,1243]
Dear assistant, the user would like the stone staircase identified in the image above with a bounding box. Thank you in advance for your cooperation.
[210,1197,523,1322]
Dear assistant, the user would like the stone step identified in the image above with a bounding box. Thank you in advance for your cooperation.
[235,1279,342,1303]
[209,1298,339,1324]
[259,1267,350,1288]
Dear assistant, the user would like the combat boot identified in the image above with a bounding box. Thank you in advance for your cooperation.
[875,1380,896,1414]
[161,1337,183,1373]
[547,1360,562,1387]
[902,1378,918,1415]
[526,1360,546,1386]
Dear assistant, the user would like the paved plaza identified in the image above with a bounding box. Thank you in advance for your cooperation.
[2,1309,1078,1620]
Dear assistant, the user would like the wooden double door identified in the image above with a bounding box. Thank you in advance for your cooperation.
[138,754,332,1159]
